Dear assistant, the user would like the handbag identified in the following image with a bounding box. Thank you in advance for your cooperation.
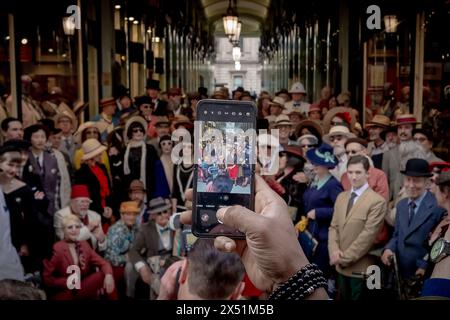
[298,220,318,259]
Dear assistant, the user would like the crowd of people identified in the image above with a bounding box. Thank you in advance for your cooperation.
[0,76,450,300]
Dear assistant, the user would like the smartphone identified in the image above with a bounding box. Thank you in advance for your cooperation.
[192,99,257,238]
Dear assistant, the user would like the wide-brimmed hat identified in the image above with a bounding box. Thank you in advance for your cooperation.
[395,114,419,127]
[268,96,286,108]
[74,121,100,145]
[294,120,323,139]
[146,79,161,90]
[289,82,306,94]
[365,114,390,128]
[81,138,107,161]
[322,125,356,144]
[124,116,148,144]
[308,103,321,114]
[54,109,78,131]
[306,143,338,169]
[322,106,356,134]
[400,158,432,177]
[429,162,450,174]
[148,197,172,214]
[345,137,369,149]
[297,134,319,146]
[155,116,171,127]
[128,179,146,193]
[120,201,141,214]
[274,114,292,127]
[280,145,305,160]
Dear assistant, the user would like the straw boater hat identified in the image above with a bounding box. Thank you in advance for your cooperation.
[81,138,107,161]
[124,116,148,144]
[365,114,391,129]
[395,114,419,127]
[322,106,356,134]
[128,179,146,193]
[174,115,193,130]
[322,125,356,145]
[120,201,141,214]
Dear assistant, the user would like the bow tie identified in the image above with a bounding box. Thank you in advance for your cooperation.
[293,103,300,107]
[159,227,170,233]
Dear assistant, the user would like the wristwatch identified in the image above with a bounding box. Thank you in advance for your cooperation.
[430,238,450,263]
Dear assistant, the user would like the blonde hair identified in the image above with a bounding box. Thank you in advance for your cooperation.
[61,214,82,229]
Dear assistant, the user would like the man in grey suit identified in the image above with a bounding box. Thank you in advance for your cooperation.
[382,114,425,202]
[382,159,445,282]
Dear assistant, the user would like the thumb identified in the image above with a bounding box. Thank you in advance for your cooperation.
[216,205,260,234]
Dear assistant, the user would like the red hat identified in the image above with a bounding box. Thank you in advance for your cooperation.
[71,185,90,199]
[308,103,321,114]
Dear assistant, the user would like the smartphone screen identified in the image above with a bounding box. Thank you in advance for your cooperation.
[192,99,256,238]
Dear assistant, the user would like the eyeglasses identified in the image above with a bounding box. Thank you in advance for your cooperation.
[156,209,171,215]
[346,150,360,155]
[132,128,144,133]
[329,135,343,142]
[67,224,82,230]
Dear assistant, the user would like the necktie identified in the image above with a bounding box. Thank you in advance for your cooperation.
[65,138,72,151]
[346,192,358,216]
[408,201,417,226]
[35,156,43,176]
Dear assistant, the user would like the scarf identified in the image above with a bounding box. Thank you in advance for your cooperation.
[123,140,147,189]
[160,154,173,192]
[89,165,110,208]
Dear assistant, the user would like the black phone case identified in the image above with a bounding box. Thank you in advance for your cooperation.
[192,99,256,239]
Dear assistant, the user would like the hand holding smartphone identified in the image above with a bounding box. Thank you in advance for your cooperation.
[192,99,257,239]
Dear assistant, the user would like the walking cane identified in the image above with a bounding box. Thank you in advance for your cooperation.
[391,254,404,300]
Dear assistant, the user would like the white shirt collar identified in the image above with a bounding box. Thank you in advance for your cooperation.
[351,182,370,197]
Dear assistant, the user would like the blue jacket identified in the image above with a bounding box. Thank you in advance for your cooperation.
[303,176,343,242]
[385,191,445,278]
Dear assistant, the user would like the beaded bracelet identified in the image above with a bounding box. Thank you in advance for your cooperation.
[268,263,328,300]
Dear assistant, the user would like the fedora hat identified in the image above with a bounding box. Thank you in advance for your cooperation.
[120,201,141,214]
[322,106,356,134]
[365,114,391,128]
[146,79,161,91]
[81,138,107,161]
[148,197,172,214]
[395,114,419,126]
[306,143,338,169]
[322,125,356,144]
[274,114,292,127]
[400,158,432,177]
[289,82,307,94]
[268,96,286,108]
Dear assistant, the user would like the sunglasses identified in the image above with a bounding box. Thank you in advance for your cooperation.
[132,128,144,133]
[329,135,343,142]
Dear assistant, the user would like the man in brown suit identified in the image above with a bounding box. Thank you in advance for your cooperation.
[329,155,387,300]
[125,197,175,298]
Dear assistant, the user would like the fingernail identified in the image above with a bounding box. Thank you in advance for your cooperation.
[225,242,233,251]
[216,207,228,221]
